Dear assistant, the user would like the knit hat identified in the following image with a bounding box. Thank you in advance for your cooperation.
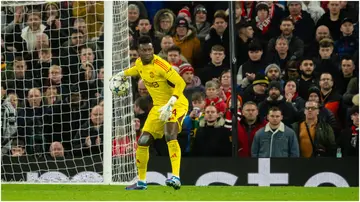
[178,8,191,19]
[178,63,194,76]
[175,17,189,28]
[253,74,269,86]
[287,1,302,6]
[265,64,281,75]
[268,80,281,91]
[349,105,359,115]
[194,4,207,15]
[308,86,321,100]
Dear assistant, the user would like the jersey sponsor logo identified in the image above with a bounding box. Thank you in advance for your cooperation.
[154,59,170,73]
[143,79,159,88]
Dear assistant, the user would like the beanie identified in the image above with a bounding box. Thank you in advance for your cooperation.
[179,63,194,76]
[265,64,281,75]
[308,86,321,100]
[268,80,281,91]
[178,8,191,19]
[253,74,269,86]
[175,17,189,28]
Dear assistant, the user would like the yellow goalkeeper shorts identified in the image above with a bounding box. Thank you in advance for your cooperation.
[142,105,188,139]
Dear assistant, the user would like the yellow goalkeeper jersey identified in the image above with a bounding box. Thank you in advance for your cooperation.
[124,55,188,107]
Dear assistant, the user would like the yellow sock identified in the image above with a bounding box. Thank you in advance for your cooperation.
[136,145,149,181]
[167,140,181,178]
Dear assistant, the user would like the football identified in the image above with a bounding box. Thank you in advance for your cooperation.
[110,76,130,97]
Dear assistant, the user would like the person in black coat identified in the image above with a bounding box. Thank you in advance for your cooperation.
[337,105,359,157]
[192,105,231,157]
[241,74,269,106]
[317,2,346,41]
[258,81,298,127]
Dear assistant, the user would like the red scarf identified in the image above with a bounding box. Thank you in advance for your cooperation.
[288,14,302,23]
[256,16,271,34]
[171,59,183,68]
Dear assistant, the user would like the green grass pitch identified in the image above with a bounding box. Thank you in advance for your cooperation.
[1,184,359,201]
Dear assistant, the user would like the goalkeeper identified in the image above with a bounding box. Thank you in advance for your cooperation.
[110,36,188,190]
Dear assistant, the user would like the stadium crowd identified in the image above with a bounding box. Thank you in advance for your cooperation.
[1,1,359,160]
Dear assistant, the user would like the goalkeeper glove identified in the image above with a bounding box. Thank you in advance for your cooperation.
[158,96,177,122]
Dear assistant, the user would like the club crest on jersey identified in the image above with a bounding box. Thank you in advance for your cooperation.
[150,72,155,78]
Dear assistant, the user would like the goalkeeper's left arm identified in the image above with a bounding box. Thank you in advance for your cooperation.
[112,66,139,79]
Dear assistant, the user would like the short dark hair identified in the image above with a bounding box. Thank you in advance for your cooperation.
[167,45,181,54]
[248,40,263,51]
[341,55,354,64]
[191,92,205,102]
[243,101,258,109]
[135,96,150,112]
[14,56,24,62]
[138,35,152,46]
[11,139,25,148]
[281,17,294,25]
[268,106,282,114]
[130,46,138,51]
[211,45,225,53]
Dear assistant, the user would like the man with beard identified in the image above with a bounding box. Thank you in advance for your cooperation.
[265,64,284,90]
[297,57,319,99]
[258,80,298,127]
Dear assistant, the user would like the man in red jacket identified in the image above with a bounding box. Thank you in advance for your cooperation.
[237,101,267,157]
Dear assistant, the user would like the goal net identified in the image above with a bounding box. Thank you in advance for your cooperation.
[1,1,137,184]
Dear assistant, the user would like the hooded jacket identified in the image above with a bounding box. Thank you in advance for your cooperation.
[172,26,201,67]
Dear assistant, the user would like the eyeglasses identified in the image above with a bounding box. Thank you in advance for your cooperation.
[305,107,318,111]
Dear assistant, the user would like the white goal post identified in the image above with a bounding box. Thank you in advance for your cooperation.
[1,0,137,184]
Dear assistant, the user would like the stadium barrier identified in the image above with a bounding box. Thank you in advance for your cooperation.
[1,156,358,187]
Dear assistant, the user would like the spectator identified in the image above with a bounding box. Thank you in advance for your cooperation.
[45,65,70,101]
[21,10,46,52]
[251,106,300,158]
[266,36,291,72]
[297,57,318,99]
[17,88,52,155]
[337,56,356,95]
[49,141,66,159]
[1,94,18,154]
[187,92,206,139]
[340,1,358,22]
[43,86,61,106]
[291,101,337,157]
[177,7,192,23]
[335,18,358,59]
[317,1,345,41]
[313,38,339,82]
[198,45,229,83]
[223,94,243,130]
[129,47,139,60]
[153,9,176,40]
[242,74,269,105]
[202,10,230,65]
[305,25,331,57]
[301,1,325,24]
[179,63,204,105]
[236,101,267,157]
[252,3,280,46]
[128,4,141,34]
[235,22,254,66]
[74,105,104,156]
[172,17,201,67]
[204,81,227,116]
[136,79,149,98]
[319,72,343,120]
[157,36,187,63]
[134,96,150,129]
[284,79,305,112]
[166,45,187,68]
[237,40,267,89]
[219,70,232,101]
[72,1,104,40]
[265,64,284,89]
[193,4,211,43]
[338,105,359,157]
[6,56,40,101]
[268,17,304,61]
[10,139,25,157]
[258,80,298,127]
[284,60,300,81]
[51,92,90,151]
[134,18,161,53]
[33,47,60,86]
[192,105,232,157]
[286,1,315,47]
[343,77,358,106]
[2,6,26,53]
